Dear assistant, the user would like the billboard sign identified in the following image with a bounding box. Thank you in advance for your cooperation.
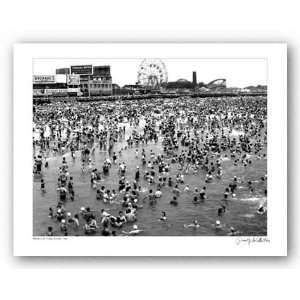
[44,88,81,96]
[33,75,55,83]
[93,65,110,76]
[70,65,92,75]
[45,89,68,95]
[55,74,67,83]
[67,74,80,85]
[67,88,81,93]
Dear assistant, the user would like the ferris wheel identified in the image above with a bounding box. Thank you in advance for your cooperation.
[137,59,168,88]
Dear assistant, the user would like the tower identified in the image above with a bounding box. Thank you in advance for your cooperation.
[192,71,197,87]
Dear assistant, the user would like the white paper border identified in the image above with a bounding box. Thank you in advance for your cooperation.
[13,43,287,256]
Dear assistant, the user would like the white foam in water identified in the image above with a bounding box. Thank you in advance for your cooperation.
[46,156,57,161]
[239,197,267,202]
[220,156,230,161]
[230,129,245,136]
[242,213,255,218]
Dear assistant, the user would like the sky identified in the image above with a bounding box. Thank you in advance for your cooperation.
[33,58,267,88]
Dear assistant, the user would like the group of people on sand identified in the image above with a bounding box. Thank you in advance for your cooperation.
[33,95,268,236]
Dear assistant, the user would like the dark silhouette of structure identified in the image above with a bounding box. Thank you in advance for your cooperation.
[192,71,197,87]
[56,68,70,75]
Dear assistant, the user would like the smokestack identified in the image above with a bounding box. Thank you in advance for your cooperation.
[192,71,197,87]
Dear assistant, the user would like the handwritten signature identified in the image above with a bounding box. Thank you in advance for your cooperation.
[33,237,68,240]
[235,237,270,246]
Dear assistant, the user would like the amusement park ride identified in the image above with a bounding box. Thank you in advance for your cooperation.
[137,59,168,89]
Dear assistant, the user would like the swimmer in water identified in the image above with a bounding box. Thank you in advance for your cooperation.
[227,226,239,236]
[48,207,54,218]
[217,205,226,217]
[72,214,80,227]
[40,179,46,193]
[122,224,143,236]
[81,162,86,174]
[159,211,167,222]
[256,204,267,215]
[170,196,178,206]
[214,220,223,230]
[173,185,180,197]
[155,188,162,198]
[60,219,68,235]
[205,171,213,183]
[184,184,190,192]
[199,186,207,201]
[47,226,53,236]
[184,219,200,228]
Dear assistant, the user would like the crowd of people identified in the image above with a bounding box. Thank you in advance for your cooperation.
[33,95,268,236]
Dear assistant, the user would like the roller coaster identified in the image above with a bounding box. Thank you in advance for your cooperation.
[206,78,226,88]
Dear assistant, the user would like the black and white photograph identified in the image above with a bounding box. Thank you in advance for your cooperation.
[32,58,268,237]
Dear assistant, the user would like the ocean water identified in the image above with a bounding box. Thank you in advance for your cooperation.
[33,120,267,237]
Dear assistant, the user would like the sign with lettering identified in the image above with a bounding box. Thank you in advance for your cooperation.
[33,75,55,83]
[70,65,92,75]
[45,89,68,95]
